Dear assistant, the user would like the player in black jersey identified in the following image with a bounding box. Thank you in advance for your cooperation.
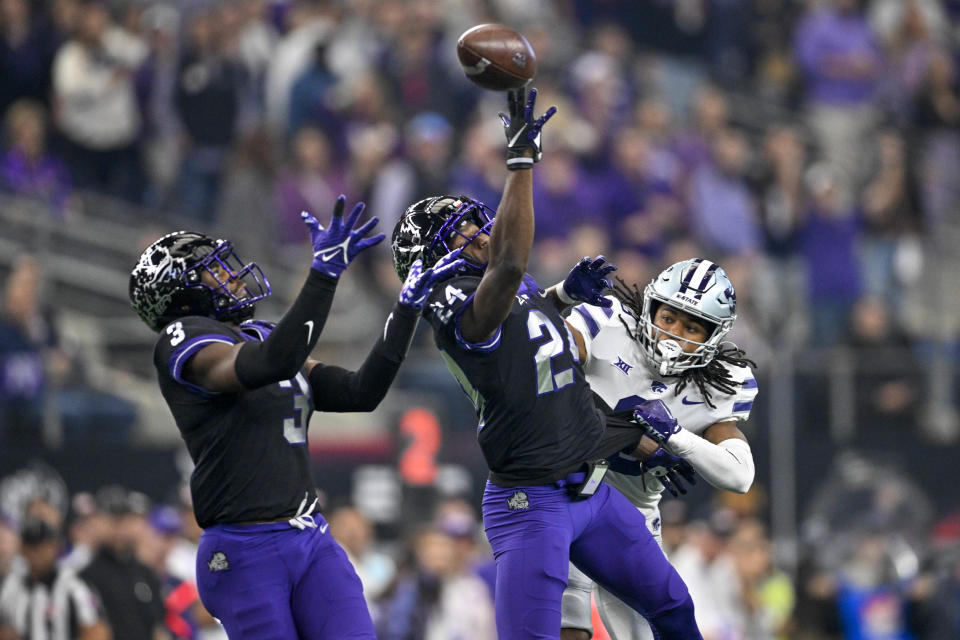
[129,195,464,640]
[390,88,703,639]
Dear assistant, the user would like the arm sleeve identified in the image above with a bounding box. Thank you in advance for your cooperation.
[307,303,420,412]
[662,429,755,494]
[235,269,338,389]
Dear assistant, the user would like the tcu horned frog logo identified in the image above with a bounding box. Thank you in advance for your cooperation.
[207,551,229,572]
[507,491,530,511]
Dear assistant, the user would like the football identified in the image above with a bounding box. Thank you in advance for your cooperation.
[456,24,537,91]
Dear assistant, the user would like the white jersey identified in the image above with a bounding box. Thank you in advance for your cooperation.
[566,298,758,513]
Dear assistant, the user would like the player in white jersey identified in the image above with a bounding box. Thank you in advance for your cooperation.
[558,258,759,640]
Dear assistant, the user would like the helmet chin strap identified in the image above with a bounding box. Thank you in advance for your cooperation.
[656,339,682,376]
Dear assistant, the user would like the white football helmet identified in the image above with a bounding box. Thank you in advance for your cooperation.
[637,258,737,376]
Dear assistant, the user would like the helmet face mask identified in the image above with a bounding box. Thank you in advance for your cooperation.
[130,231,271,332]
[391,195,494,281]
[636,258,737,376]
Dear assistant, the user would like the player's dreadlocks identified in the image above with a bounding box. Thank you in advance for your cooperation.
[613,277,756,409]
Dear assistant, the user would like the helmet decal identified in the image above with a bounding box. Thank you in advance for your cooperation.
[129,231,271,332]
[391,195,494,281]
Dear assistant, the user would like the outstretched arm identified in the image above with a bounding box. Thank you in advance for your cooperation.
[185,196,383,393]
[460,88,556,342]
[307,251,466,411]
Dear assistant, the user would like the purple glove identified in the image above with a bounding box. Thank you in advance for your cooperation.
[641,449,697,497]
[559,255,617,307]
[632,399,681,444]
[498,87,558,170]
[398,249,466,310]
[302,195,384,278]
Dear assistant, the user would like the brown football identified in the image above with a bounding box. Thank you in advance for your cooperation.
[456,24,537,91]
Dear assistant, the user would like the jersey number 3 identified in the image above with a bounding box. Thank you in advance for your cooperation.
[279,374,311,444]
[527,310,579,396]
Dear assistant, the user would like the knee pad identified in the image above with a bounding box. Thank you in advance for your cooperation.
[561,563,594,635]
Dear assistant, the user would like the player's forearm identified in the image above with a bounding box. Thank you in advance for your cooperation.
[663,429,755,493]
[488,164,534,275]
[235,270,338,388]
[309,303,418,411]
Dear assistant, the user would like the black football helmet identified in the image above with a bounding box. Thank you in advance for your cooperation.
[129,231,270,332]
[391,195,495,281]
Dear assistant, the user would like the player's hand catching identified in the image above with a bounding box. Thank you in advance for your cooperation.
[302,195,384,278]
[631,399,681,444]
[558,255,617,307]
[498,86,557,170]
[641,449,697,497]
[398,248,466,310]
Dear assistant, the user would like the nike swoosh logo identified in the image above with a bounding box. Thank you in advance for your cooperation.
[681,397,704,405]
[508,126,527,148]
[304,320,314,343]
[319,523,329,534]
[316,238,351,263]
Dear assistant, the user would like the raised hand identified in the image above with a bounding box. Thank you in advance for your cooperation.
[398,249,466,310]
[558,255,617,307]
[302,195,385,278]
[631,399,681,444]
[498,86,558,170]
[641,449,697,498]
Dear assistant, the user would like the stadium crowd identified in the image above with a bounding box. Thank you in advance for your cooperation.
[2,0,960,638]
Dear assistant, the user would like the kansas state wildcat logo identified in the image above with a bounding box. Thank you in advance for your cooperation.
[507,491,530,511]
[207,552,229,572]
[651,381,667,394]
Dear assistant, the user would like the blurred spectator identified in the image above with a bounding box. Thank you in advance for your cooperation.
[174,6,244,222]
[432,497,496,600]
[728,518,796,640]
[599,125,682,259]
[1,99,75,216]
[377,525,495,640]
[0,256,68,444]
[137,3,181,211]
[672,512,743,639]
[214,127,279,266]
[798,163,863,346]
[328,505,397,616]
[794,0,883,200]
[847,294,920,433]
[370,112,455,232]
[0,517,110,640]
[688,127,763,256]
[287,40,342,145]
[80,486,168,640]
[750,124,809,345]
[274,125,345,259]
[858,128,920,305]
[51,0,147,203]
[264,1,334,136]
[0,0,61,115]
[833,529,917,640]
[908,548,960,640]
[61,491,105,572]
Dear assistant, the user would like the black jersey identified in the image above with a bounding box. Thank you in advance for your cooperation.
[423,274,605,484]
[154,315,315,528]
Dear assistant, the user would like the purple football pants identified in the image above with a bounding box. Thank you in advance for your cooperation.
[196,518,375,639]
[482,481,701,640]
